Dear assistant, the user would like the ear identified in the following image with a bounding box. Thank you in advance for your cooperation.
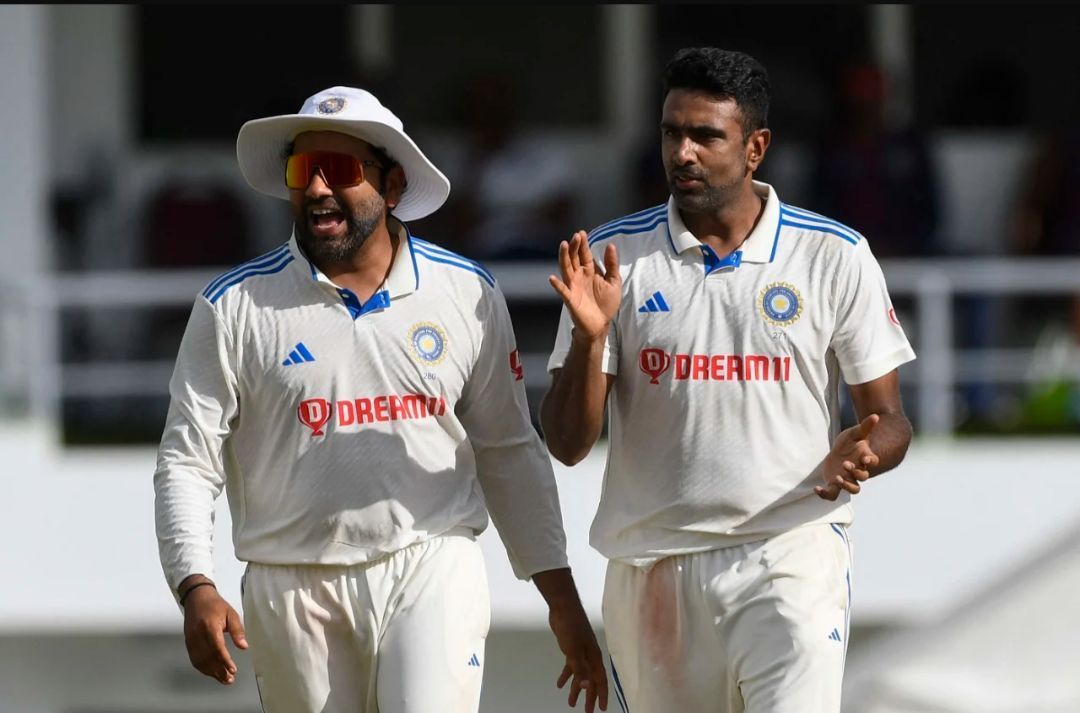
[746,128,771,172]
[383,165,407,209]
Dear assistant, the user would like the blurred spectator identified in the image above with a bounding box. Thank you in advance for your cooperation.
[808,61,941,258]
[432,73,578,261]
[140,179,253,358]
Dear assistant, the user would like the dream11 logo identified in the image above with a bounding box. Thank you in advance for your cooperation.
[298,398,332,436]
[638,347,671,384]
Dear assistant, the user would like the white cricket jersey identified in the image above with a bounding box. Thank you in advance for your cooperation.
[548,181,915,568]
[155,221,568,593]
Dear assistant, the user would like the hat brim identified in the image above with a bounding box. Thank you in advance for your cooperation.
[236,115,450,222]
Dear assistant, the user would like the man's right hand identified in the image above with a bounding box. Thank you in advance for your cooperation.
[548,231,622,341]
[180,577,248,685]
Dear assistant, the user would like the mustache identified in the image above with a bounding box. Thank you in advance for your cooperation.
[670,169,706,181]
[304,198,344,214]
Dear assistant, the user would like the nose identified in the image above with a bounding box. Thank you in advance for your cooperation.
[672,137,697,166]
[303,167,333,199]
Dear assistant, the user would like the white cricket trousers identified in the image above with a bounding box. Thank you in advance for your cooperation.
[603,523,852,713]
[241,529,490,713]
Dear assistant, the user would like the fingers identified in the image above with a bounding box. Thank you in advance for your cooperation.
[575,231,593,271]
[557,664,573,689]
[558,240,573,283]
[209,626,238,683]
[856,413,880,440]
[589,645,609,711]
[549,274,573,304]
[184,597,241,685]
[815,482,840,501]
[559,649,608,711]
[602,244,620,286]
[226,606,248,650]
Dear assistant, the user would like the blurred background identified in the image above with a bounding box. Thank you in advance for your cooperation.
[2,4,1079,712]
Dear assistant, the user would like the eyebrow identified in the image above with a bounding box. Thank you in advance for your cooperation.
[660,122,728,136]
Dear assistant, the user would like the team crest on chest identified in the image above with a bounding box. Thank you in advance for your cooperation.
[408,322,448,364]
[759,282,803,326]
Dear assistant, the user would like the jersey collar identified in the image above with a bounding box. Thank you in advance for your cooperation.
[666,180,781,264]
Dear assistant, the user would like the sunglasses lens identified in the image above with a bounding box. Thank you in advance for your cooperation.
[285,152,365,189]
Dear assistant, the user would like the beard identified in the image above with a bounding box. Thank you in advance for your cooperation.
[294,191,386,264]
[668,170,744,214]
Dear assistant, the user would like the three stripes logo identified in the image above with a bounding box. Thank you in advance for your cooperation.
[638,291,671,313]
[467,653,481,667]
[282,342,316,366]
[828,628,843,642]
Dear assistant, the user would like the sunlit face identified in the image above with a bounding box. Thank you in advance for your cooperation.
[288,131,396,264]
[661,89,764,214]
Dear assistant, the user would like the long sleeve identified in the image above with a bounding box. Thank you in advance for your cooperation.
[153,297,239,598]
[457,286,569,580]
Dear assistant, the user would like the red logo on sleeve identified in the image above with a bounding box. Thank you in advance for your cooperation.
[509,349,524,381]
[638,348,671,384]
[888,308,901,326]
[298,398,332,436]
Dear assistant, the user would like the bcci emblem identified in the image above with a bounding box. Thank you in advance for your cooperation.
[409,322,448,365]
[760,282,803,326]
[317,97,347,115]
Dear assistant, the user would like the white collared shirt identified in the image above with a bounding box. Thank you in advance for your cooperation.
[155,223,568,593]
[548,181,915,567]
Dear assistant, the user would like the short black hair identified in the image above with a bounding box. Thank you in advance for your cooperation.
[662,47,771,139]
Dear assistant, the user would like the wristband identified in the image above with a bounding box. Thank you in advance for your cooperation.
[179,581,216,607]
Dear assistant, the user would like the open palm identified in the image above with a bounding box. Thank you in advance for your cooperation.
[548,231,622,340]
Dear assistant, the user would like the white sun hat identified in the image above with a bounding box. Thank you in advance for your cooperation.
[236,86,450,221]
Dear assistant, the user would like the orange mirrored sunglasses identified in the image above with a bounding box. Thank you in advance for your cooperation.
[285,151,384,190]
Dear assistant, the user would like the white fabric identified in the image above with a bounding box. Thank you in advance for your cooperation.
[602,523,852,713]
[548,181,915,567]
[155,223,568,596]
[236,86,450,221]
[242,530,489,713]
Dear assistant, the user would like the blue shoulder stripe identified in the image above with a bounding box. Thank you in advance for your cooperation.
[587,204,666,245]
[588,212,668,246]
[202,245,290,298]
[780,205,862,242]
[412,245,496,287]
[411,238,495,284]
[207,254,295,303]
[779,218,859,246]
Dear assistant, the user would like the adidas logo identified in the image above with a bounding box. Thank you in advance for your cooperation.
[828,628,842,642]
[467,653,480,667]
[638,291,671,313]
[282,342,316,366]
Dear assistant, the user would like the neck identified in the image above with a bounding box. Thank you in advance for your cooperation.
[681,181,765,256]
[319,219,400,302]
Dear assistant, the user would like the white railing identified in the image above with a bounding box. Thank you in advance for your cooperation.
[2,258,1079,438]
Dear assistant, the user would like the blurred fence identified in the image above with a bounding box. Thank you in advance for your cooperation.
[2,258,1079,439]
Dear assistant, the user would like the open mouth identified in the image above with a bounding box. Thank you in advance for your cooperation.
[309,207,347,237]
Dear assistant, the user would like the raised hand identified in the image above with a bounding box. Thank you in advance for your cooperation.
[815,414,880,501]
[548,231,622,341]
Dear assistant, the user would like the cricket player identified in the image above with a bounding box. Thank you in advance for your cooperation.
[154,86,607,713]
[541,48,916,713]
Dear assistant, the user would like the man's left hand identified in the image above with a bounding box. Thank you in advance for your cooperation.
[549,600,609,713]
